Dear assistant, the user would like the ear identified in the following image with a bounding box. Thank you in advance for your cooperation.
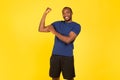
[71,12,73,15]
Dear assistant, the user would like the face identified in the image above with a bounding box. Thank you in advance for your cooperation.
[62,8,72,22]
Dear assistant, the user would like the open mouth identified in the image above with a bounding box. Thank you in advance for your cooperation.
[64,16,69,19]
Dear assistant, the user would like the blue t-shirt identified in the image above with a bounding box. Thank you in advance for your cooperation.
[51,21,81,56]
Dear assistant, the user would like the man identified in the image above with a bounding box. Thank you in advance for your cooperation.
[38,7,81,80]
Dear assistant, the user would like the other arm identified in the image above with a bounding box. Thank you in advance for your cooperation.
[49,26,77,44]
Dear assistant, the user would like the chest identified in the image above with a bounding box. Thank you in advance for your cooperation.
[55,23,73,36]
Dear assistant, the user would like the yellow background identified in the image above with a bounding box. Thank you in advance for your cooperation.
[0,0,120,80]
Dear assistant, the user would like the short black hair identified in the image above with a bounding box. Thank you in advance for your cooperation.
[62,7,73,13]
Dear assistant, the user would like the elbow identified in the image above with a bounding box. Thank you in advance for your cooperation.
[65,40,71,44]
[38,27,43,32]
[38,29,40,32]
[38,26,41,32]
[65,39,75,44]
[38,29,42,32]
[38,25,43,32]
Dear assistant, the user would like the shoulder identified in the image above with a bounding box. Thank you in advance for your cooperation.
[51,21,65,27]
[72,21,81,27]
[70,21,81,35]
[71,21,81,29]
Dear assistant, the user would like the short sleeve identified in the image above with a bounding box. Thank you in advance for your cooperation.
[51,21,60,29]
[71,24,81,35]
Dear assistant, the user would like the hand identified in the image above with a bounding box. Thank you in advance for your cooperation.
[44,7,52,14]
[49,26,56,34]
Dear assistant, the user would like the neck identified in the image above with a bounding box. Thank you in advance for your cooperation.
[65,19,72,23]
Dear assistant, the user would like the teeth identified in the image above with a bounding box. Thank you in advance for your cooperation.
[65,17,69,19]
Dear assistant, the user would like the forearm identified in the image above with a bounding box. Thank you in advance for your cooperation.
[49,25,77,44]
[38,13,47,32]
[54,32,72,44]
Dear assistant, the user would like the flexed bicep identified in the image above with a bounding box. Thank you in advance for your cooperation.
[39,25,52,32]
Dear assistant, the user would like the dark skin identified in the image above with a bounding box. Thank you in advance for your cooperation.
[38,7,77,44]
[38,8,75,80]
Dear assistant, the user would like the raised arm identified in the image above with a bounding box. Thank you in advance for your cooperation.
[38,8,52,32]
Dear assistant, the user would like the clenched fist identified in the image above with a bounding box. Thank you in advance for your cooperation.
[44,7,52,14]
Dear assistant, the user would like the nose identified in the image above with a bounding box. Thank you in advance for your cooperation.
[63,13,69,17]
